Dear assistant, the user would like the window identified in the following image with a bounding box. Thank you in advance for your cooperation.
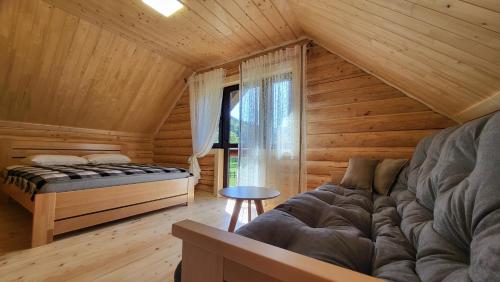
[213,85,240,187]
[239,74,294,157]
[270,77,294,157]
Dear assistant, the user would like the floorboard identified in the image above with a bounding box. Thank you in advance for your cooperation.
[0,191,261,282]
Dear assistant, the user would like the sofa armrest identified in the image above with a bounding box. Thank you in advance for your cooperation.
[172,220,381,282]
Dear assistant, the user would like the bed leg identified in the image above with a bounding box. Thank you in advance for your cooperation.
[32,193,56,247]
[187,177,195,205]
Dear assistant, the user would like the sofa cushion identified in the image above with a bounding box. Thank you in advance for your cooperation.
[340,158,379,191]
[371,194,419,281]
[236,184,374,274]
[373,159,408,196]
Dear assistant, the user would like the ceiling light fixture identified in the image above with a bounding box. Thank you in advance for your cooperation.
[142,0,184,17]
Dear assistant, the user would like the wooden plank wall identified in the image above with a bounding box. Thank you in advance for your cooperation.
[0,121,153,169]
[197,156,215,192]
[305,44,457,189]
[153,92,214,192]
[153,43,457,191]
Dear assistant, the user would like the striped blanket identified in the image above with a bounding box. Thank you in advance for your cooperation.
[3,164,189,199]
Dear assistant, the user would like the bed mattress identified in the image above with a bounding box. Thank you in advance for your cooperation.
[39,171,190,193]
[3,164,191,197]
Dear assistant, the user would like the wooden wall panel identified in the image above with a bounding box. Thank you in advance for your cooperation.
[197,155,215,193]
[0,0,189,134]
[154,44,457,191]
[290,0,500,123]
[0,121,153,169]
[154,91,192,168]
[153,92,214,192]
[305,44,456,189]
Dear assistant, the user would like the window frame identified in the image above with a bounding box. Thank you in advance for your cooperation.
[213,84,240,187]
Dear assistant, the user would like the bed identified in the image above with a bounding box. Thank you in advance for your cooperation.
[0,141,194,247]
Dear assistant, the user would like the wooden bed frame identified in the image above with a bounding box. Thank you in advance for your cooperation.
[173,220,382,282]
[0,140,195,247]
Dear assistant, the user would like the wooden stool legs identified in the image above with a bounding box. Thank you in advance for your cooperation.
[228,200,243,232]
[255,200,264,215]
[228,199,266,232]
[247,200,251,223]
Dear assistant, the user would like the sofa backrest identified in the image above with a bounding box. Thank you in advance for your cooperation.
[392,111,500,281]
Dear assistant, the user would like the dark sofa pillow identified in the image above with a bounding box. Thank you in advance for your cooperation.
[340,158,379,191]
[373,159,408,195]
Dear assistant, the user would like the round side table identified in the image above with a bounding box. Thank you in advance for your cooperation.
[219,186,280,232]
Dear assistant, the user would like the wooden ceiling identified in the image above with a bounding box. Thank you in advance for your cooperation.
[0,0,302,134]
[0,0,190,134]
[289,0,500,122]
[1,0,499,135]
[46,0,303,69]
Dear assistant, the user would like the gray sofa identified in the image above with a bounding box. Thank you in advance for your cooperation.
[236,111,500,281]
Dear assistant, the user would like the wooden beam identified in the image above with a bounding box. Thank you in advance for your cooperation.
[455,91,500,122]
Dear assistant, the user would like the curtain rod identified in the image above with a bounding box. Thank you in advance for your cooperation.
[194,37,312,74]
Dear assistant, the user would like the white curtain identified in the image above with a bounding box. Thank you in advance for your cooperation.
[238,45,304,205]
[189,68,225,184]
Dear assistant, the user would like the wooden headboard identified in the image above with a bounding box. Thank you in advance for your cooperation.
[0,140,122,168]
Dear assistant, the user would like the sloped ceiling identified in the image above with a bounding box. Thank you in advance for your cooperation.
[45,0,303,69]
[0,0,190,134]
[0,0,303,134]
[44,0,500,123]
[1,0,499,134]
[289,0,500,123]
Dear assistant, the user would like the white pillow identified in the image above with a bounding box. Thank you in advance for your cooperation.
[21,155,88,166]
[83,154,131,164]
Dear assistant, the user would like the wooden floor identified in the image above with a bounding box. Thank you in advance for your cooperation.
[0,191,260,282]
